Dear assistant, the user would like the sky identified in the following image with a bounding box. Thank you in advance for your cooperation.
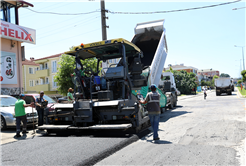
[18,0,245,78]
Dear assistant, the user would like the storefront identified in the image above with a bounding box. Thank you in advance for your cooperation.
[1,0,36,95]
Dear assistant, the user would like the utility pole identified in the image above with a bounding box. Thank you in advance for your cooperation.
[235,45,245,71]
[101,0,108,40]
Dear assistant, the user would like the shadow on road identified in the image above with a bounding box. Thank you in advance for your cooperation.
[160,109,191,123]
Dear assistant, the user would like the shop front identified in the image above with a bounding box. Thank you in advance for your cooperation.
[1,0,35,95]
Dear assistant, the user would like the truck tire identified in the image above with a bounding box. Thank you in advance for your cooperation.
[173,97,177,107]
[168,96,174,109]
[227,91,232,95]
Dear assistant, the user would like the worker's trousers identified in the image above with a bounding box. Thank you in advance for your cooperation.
[37,109,44,126]
[148,114,160,139]
[16,115,27,134]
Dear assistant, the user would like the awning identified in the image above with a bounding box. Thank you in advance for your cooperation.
[16,0,34,7]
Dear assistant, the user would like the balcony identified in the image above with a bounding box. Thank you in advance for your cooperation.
[35,83,50,91]
[36,69,49,77]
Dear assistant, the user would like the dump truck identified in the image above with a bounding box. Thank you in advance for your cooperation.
[39,19,168,134]
[215,77,232,96]
[158,72,178,110]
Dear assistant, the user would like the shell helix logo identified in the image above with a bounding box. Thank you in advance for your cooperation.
[1,23,34,42]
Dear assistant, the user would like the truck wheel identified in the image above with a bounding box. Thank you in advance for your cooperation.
[173,98,177,107]
[168,96,174,109]
[228,91,232,95]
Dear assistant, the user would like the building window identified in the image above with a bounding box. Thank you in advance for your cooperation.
[39,64,44,70]
[35,67,39,72]
[29,68,33,74]
[45,77,49,84]
[52,76,57,87]
[40,78,44,85]
[52,61,57,73]
[29,80,33,87]
[35,80,39,85]
[108,59,112,63]
[44,63,48,69]
[1,1,16,24]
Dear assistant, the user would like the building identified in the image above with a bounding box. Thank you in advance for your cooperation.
[197,69,220,79]
[22,58,39,93]
[1,0,36,95]
[164,64,198,74]
[22,53,62,95]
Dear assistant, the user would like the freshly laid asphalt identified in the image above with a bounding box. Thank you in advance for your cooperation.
[1,89,243,166]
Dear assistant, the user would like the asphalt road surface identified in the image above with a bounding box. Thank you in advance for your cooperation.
[1,89,245,165]
[96,89,245,165]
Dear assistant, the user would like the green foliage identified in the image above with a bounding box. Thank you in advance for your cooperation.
[165,70,197,94]
[220,73,230,77]
[237,80,242,84]
[212,75,219,85]
[241,70,246,82]
[54,54,101,96]
[238,87,246,96]
[201,80,211,86]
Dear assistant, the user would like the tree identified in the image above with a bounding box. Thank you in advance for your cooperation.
[166,70,197,94]
[241,70,246,82]
[237,80,242,84]
[220,73,230,77]
[54,54,101,96]
[212,75,219,86]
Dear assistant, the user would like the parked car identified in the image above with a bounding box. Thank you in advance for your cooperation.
[0,95,38,130]
[23,94,56,111]
[23,94,57,124]
[57,96,68,103]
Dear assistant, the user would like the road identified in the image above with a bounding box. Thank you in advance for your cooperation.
[96,89,245,165]
[1,89,245,165]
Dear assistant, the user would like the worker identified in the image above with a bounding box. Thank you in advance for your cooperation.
[204,88,207,100]
[139,84,161,141]
[35,91,46,127]
[67,88,74,102]
[14,94,34,138]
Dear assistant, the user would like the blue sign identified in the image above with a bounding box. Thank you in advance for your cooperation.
[197,86,202,92]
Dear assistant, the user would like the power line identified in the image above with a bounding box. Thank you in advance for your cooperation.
[23,0,241,16]
[26,28,100,50]
[108,0,242,14]
[38,16,100,40]
[24,7,100,15]
[233,6,246,10]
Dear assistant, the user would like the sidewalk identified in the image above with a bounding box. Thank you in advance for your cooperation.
[1,128,45,145]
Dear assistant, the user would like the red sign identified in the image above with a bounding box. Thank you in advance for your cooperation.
[0,76,3,81]
[0,21,36,44]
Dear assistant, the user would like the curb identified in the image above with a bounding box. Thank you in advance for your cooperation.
[236,87,244,98]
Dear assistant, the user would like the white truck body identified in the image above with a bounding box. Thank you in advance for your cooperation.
[159,72,176,88]
[132,19,168,87]
[215,78,231,88]
[215,77,232,95]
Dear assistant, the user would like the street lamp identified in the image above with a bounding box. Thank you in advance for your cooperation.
[234,45,245,71]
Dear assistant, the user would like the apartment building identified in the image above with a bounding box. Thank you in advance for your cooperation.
[22,53,62,94]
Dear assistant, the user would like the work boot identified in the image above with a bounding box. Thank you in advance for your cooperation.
[14,134,22,138]
[22,131,29,134]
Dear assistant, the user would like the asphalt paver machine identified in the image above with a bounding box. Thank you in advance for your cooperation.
[39,19,168,134]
